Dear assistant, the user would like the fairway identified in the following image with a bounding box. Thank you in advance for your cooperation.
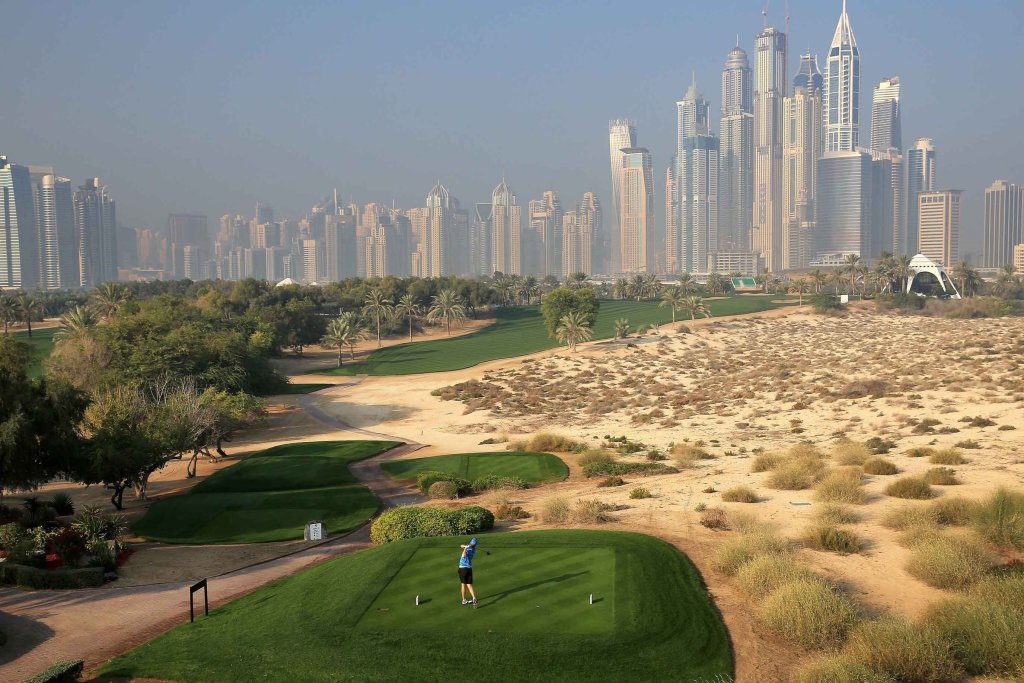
[379,451,568,484]
[14,328,57,379]
[322,296,793,376]
[101,530,733,682]
[135,440,400,544]
[359,546,614,634]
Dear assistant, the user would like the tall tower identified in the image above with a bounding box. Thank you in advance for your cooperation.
[782,54,824,268]
[753,21,787,271]
[824,1,860,152]
[906,138,937,254]
[0,157,39,289]
[672,80,714,273]
[528,191,563,277]
[73,177,118,287]
[30,169,78,290]
[983,181,1024,268]
[619,147,654,274]
[871,77,902,154]
[425,182,452,277]
[491,180,522,275]
[608,119,638,274]
[578,192,602,276]
[719,43,754,254]
[918,190,961,267]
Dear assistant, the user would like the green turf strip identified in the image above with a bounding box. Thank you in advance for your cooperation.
[271,383,336,395]
[14,327,57,380]
[134,440,399,544]
[320,295,793,376]
[379,452,568,484]
[100,530,733,682]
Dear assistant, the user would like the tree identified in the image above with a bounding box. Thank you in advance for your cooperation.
[681,295,712,321]
[659,286,686,323]
[320,316,364,367]
[90,282,131,320]
[628,274,647,301]
[185,389,265,477]
[792,278,811,305]
[540,287,599,337]
[614,318,631,339]
[706,273,728,295]
[613,278,629,300]
[555,311,593,352]
[642,273,662,300]
[565,272,589,289]
[676,272,696,294]
[808,269,827,293]
[393,293,423,342]
[55,305,99,342]
[893,254,914,294]
[16,293,45,337]
[362,289,393,347]
[952,261,982,297]
[842,253,862,295]
[427,289,467,336]
[0,294,15,334]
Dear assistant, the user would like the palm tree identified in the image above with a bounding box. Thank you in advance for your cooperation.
[642,273,662,300]
[90,282,130,319]
[659,286,686,323]
[427,289,466,335]
[555,310,593,352]
[827,270,845,294]
[0,294,16,334]
[680,294,711,321]
[628,274,647,301]
[321,316,364,367]
[893,254,914,294]
[841,253,862,296]
[808,269,827,293]
[792,278,810,305]
[55,305,98,342]
[393,293,422,342]
[614,318,631,339]
[676,272,696,294]
[565,272,589,289]
[16,293,44,337]
[951,261,982,297]
[613,278,629,300]
[362,289,393,347]
[706,273,727,295]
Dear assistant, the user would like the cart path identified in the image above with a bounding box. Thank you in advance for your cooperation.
[0,384,423,681]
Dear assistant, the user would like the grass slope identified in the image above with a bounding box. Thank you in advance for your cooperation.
[272,383,336,395]
[100,530,733,682]
[323,296,793,376]
[135,440,399,544]
[379,451,568,484]
[14,328,57,379]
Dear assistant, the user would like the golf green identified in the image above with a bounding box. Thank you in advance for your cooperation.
[379,451,568,484]
[14,327,57,379]
[100,530,733,682]
[321,296,793,376]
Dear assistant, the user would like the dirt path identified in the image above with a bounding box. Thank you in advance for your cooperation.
[0,396,422,682]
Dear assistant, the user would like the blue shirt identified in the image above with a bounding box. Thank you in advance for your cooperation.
[459,547,475,568]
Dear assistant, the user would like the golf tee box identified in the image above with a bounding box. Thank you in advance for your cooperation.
[304,521,324,541]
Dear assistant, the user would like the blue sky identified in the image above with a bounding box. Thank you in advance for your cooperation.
[5,0,1023,255]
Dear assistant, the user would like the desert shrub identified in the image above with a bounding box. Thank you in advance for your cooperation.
[815,504,859,525]
[759,579,859,649]
[734,555,819,598]
[415,471,471,495]
[570,499,612,525]
[862,458,899,475]
[930,448,967,465]
[833,439,872,465]
[578,449,614,467]
[22,659,84,683]
[843,618,962,683]
[803,525,862,554]
[699,507,729,530]
[49,493,74,516]
[471,474,528,492]
[721,486,759,503]
[596,476,625,488]
[924,597,1024,675]
[727,510,772,534]
[881,505,939,530]
[540,496,571,524]
[865,437,896,454]
[905,534,996,589]
[369,506,494,544]
[954,439,981,450]
[968,575,1024,616]
[791,655,894,683]
[527,432,585,452]
[905,447,935,458]
[970,488,1024,549]
[428,481,459,499]
[814,468,866,504]
[751,451,784,472]
[885,477,935,500]
[811,292,843,313]
[923,467,959,486]
[494,503,529,521]
[931,497,974,526]
[766,462,825,490]
[581,461,677,478]
[711,531,789,575]
[628,487,653,499]
[693,502,707,512]
[672,443,715,468]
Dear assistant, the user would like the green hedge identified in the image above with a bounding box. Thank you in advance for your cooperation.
[22,658,84,683]
[415,471,471,495]
[0,563,104,589]
[581,462,679,478]
[471,474,529,492]
[370,506,494,544]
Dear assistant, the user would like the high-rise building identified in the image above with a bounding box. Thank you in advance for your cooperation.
[871,77,902,154]
[869,154,896,259]
[816,151,873,258]
[490,180,521,275]
[325,209,357,281]
[0,157,39,289]
[782,53,823,268]
[824,1,860,152]
[164,214,208,279]
[561,209,580,276]
[73,177,118,287]
[471,203,493,277]
[907,138,937,253]
[526,191,563,277]
[672,81,717,273]
[874,148,906,255]
[983,181,1024,267]
[719,44,754,254]
[665,163,676,270]
[423,182,468,277]
[608,119,638,274]
[918,190,961,267]
[1014,243,1024,272]
[578,192,602,276]
[753,23,787,271]
[30,170,78,289]
[619,147,654,274]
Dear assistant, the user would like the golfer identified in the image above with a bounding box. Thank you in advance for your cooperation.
[458,538,478,605]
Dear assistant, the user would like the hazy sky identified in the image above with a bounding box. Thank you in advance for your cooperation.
[6,0,1023,255]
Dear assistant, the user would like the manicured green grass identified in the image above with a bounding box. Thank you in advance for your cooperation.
[135,440,400,544]
[272,383,336,395]
[379,452,569,484]
[100,530,733,682]
[321,296,794,376]
[14,328,58,379]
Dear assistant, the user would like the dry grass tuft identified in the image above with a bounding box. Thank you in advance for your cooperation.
[905,534,996,590]
[832,438,872,466]
[578,449,615,467]
[905,446,935,458]
[734,555,819,598]
[803,525,863,554]
[968,575,1024,616]
[931,496,974,526]
[711,531,789,575]
[885,477,935,500]
[526,432,584,452]
[758,579,859,649]
[751,450,784,472]
[862,457,899,475]
[791,655,895,683]
[699,506,729,530]
[970,488,1024,550]
[924,597,1024,676]
[842,618,962,683]
[569,499,611,525]
[814,468,866,504]
[930,448,967,465]
[540,496,571,524]
[923,467,960,486]
[815,504,860,525]
[881,505,939,531]
[721,485,759,503]
[672,443,716,468]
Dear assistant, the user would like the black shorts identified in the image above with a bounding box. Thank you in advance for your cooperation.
[458,567,473,584]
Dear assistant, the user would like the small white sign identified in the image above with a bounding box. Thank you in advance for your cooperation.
[305,521,324,541]
[840,295,850,304]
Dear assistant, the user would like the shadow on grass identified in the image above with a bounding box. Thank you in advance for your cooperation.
[479,571,586,608]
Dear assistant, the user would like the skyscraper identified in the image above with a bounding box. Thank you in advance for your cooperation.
[608,119,637,274]
[423,182,468,277]
[31,170,78,289]
[907,138,937,254]
[0,156,38,289]
[871,77,902,154]
[918,190,961,267]
[73,177,117,287]
[983,180,1024,267]
[526,191,562,277]
[782,54,823,268]
[325,209,357,281]
[165,214,208,279]
[619,147,654,274]
[719,44,754,254]
[753,22,787,271]
[824,1,860,153]
[471,203,493,277]
[491,180,522,276]
[816,151,873,257]
[578,192,601,276]
[672,81,717,273]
